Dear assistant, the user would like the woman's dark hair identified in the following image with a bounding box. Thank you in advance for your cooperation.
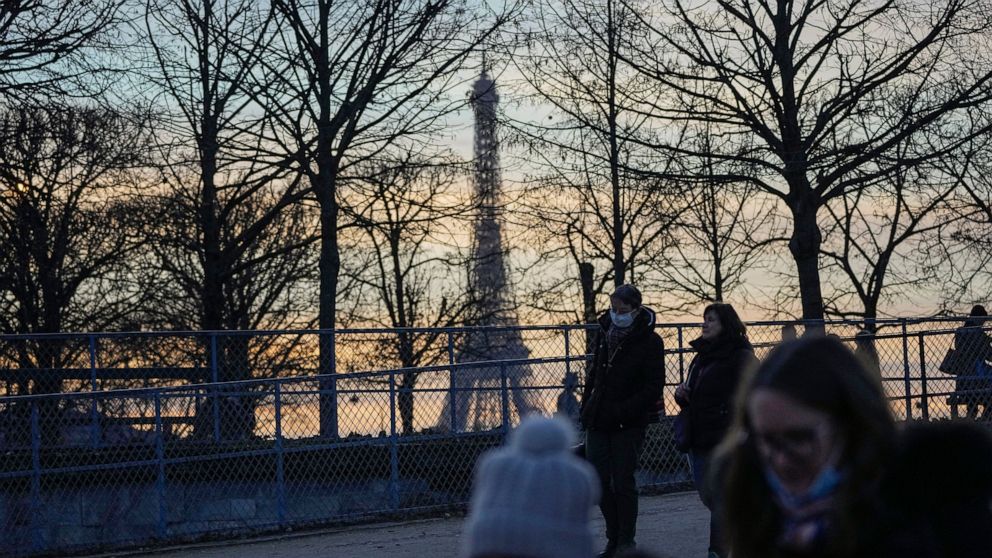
[703,302,748,343]
[965,305,989,327]
[714,336,896,558]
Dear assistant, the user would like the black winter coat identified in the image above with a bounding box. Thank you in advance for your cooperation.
[580,307,665,432]
[955,325,992,370]
[683,335,756,452]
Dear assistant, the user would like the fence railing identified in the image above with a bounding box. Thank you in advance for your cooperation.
[0,317,988,557]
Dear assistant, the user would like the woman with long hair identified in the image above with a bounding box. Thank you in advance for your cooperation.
[674,302,756,558]
[717,336,992,557]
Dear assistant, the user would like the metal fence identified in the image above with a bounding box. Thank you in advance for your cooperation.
[0,317,988,556]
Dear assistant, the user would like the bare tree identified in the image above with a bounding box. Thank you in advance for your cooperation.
[653,146,785,312]
[0,104,151,398]
[0,1,126,100]
[338,151,474,434]
[141,0,319,439]
[143,0,311,332]
[931,129,992,307]
[510,0,684,331]
[250,0,520,436]
[624,0,992,323]
[818,138,964,327]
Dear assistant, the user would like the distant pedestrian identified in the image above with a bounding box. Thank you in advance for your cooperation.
[853,328,880,378]
[461,415,599,558]
[580,284,665,558]
[556,371,581,426]
[952,305,992,419]
[780,324,798,343]
[717,336,992,558]
[673,302,756,558]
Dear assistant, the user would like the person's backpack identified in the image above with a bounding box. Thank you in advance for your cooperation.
[939,347,970,375]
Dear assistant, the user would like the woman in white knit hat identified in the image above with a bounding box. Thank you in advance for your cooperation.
[461,415,600,558]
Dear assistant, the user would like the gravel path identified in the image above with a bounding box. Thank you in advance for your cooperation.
[95,491,709,558]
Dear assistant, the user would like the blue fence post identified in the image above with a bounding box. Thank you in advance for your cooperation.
[447,332,456,432]
[89,335,99,448]
[902,319,912,420]
[447,331,455,366]
[500,363,510,435]
[154,392,167,539]
[30,401,42,553]
[564,326,571,377]
[275,382,285,524]
[918,334,929,421]
[388,370,400,511]
[210,333,219,383]
[677,326,685,382]
[318,331,338,438]
[210,334,220,442]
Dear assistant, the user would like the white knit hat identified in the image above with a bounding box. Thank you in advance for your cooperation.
[461,415,600,558]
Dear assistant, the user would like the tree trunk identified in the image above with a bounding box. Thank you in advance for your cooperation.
[862,293,880,334]
[607,0,624,288]
[397,331,416,435]
[713,264,724,302]
[579,261,597,354]
[200,139,222,332]
[862,252,890,331]
[788,195,826,328]
[221,334,255,440]
[317,167,340,437]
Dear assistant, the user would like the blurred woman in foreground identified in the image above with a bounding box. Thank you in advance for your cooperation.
[717,336,992,558]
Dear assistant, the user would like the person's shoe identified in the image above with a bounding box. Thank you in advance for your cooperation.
[613,542,636,557]
[597,542,617,558]
[707,552,723,558]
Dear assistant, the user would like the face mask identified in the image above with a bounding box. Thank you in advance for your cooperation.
[610,309,636,328]
[763,460,845,512]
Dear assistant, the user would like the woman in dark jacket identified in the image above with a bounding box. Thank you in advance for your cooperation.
[580,284,665,558]
[717,336,992,558]
[953,305,992,419]
[674,302,755,558]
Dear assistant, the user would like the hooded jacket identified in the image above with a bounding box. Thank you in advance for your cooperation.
[580,307,665,431]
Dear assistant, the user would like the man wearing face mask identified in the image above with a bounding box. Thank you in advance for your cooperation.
[580,284,665,558]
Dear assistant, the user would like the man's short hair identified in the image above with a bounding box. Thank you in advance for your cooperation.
[610,284,642,308]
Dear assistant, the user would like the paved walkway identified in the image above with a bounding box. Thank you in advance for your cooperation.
[100,492,709,558]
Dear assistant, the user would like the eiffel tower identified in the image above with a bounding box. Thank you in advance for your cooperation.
[436,66,533,432]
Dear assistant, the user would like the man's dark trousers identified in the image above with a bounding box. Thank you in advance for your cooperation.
[585,427,646,547]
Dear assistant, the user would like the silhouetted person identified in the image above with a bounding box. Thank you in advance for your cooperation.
[853,328,881,378]
[953,305,992,419]
[556,371,581,426]
[780,324,798,343]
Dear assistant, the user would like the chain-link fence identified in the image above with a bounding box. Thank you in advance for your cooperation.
[0,318,987,556]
